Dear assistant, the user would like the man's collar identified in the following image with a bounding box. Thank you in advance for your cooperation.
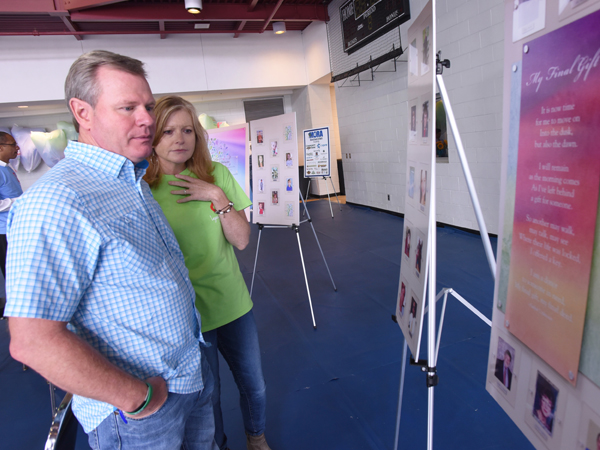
[0,160,8,167]
[65,141,139,179]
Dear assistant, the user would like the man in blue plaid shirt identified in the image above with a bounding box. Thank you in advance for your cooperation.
[5,51,218,450]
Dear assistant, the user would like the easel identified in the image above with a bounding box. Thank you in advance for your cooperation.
[250,190,337,329]
[392,52,498,450]
[304,176,342,219]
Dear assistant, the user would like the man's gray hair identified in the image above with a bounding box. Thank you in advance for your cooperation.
[65,50,148,131]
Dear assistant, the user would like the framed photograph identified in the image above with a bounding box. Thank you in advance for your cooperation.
[271,189,279,205]
[494,336,516,391]
[271,140,278,157]
[271,165,279,182]
[285,202,294,217]
[257,154,265,169]
[283,124,293,141]
[256,130,264,144]
[258,178,265,193]
[285,177,293,192]
[486,330,519,408]
[285,152,294,168]
[258,202,265,216]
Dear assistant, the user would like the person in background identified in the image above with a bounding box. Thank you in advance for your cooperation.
[0,132,21,319]
[5,51,218,450]
[145,95,272,450]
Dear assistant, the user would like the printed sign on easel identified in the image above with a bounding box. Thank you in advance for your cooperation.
[395,1,435,361]
[303,127,331,178]
[251,113,299,226]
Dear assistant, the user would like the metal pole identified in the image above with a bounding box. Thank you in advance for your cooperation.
[294,226,317,328]
[323,176,334,218]
[329,176,342,211]
[250,225,263,297]
[393,339,409,450]
[436,74,497,279]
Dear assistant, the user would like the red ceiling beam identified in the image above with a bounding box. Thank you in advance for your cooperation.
[0,0,58,13]
[234,20,247,39]
[69,3,329,22]
[0,29,267,37]
[260,0,284,33]
[61,0,127,11]
[49,10,83,40]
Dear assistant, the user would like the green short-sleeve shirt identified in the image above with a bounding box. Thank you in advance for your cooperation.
[152,162,253,332]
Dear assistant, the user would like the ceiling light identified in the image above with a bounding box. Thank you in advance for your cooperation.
[17,105,29,109]
[273,22,286,34]
[185,0,202,14]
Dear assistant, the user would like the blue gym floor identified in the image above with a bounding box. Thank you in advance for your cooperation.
[0,199,534,450]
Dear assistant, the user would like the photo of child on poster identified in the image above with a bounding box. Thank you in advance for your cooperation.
[258,202,265,215]
[404,227,411,257]
[422,101,429,138]
[532,372,559,435]
[422,26,430,74]
[286,178,293,191]
[494,337,515,391]
[257,130,264,144]
[415,237,423,275]
[271,165,279,182]
[408,298,418,337]
[271,140,278,157]
[408,166,415,198]
[410,105,417,141]
[420,170,427,208]
[271,190,279,205]
[398,282,407,318]
[286,153,293,167]
[258,178,264,193]
[257,155,265,168]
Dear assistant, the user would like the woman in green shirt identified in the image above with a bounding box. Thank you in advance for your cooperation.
[145,96,271,450]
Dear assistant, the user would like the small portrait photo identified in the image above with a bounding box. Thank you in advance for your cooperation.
[410,105,417,136]
[398,282,407,318]
[271,140,278,157]
[404,226,411,258]
[422,26,430,74]
[256,130,264,144]
[408,298,418,338]
[585,420,600,450]
[258,202,265,216]
[420,169,427,207]
[408,166,415,198]
[532,371,559,436]
[257,154,265,169]
[409,38,418,76]
[422,101,429,139]
[285,202,294,217]
[494,337,515,391]
[285,152,293,167]
[271,165,279,182]
[415,236,423,275]
[286,177,293,192]
[284,124,293,141]
[258,178,265,193]
[271,190,279,205]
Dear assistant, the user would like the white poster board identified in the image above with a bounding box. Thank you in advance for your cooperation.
[487,2,600,450]
[303,126,331,178]
[251,113,299,226]
[395,1,435,360]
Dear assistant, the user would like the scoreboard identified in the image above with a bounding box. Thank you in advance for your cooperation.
[340,0,410,55]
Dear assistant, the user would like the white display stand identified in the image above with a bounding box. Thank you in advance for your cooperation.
[250,116,337,329]
[303,176,342,219]
[249,190,337,329]
[393,1,498,446]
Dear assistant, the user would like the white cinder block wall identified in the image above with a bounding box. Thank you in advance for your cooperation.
[328,0,504,234]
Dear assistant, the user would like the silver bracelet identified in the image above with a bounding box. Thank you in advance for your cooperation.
[215,201,234,215]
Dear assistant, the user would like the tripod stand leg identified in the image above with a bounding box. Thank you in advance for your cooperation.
[393,338,409,450]
[294,227,317,329]
[329,176,342,211]
[308,220,337,292]
[324,176,334,218]
[303,179,311,218]
[250,226,263,297]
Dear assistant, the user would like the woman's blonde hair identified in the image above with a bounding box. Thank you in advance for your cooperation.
[144,95,214,188]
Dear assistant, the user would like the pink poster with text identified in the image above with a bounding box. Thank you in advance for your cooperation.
[505,10,600,385]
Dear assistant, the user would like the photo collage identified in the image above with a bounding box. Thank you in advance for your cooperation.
[251,113,299,226]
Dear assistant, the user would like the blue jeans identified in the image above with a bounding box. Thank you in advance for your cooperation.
[88,350,218,450]
[203,310,267,450]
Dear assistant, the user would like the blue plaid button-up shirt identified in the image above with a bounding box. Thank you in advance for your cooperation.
[5,141,204,432]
